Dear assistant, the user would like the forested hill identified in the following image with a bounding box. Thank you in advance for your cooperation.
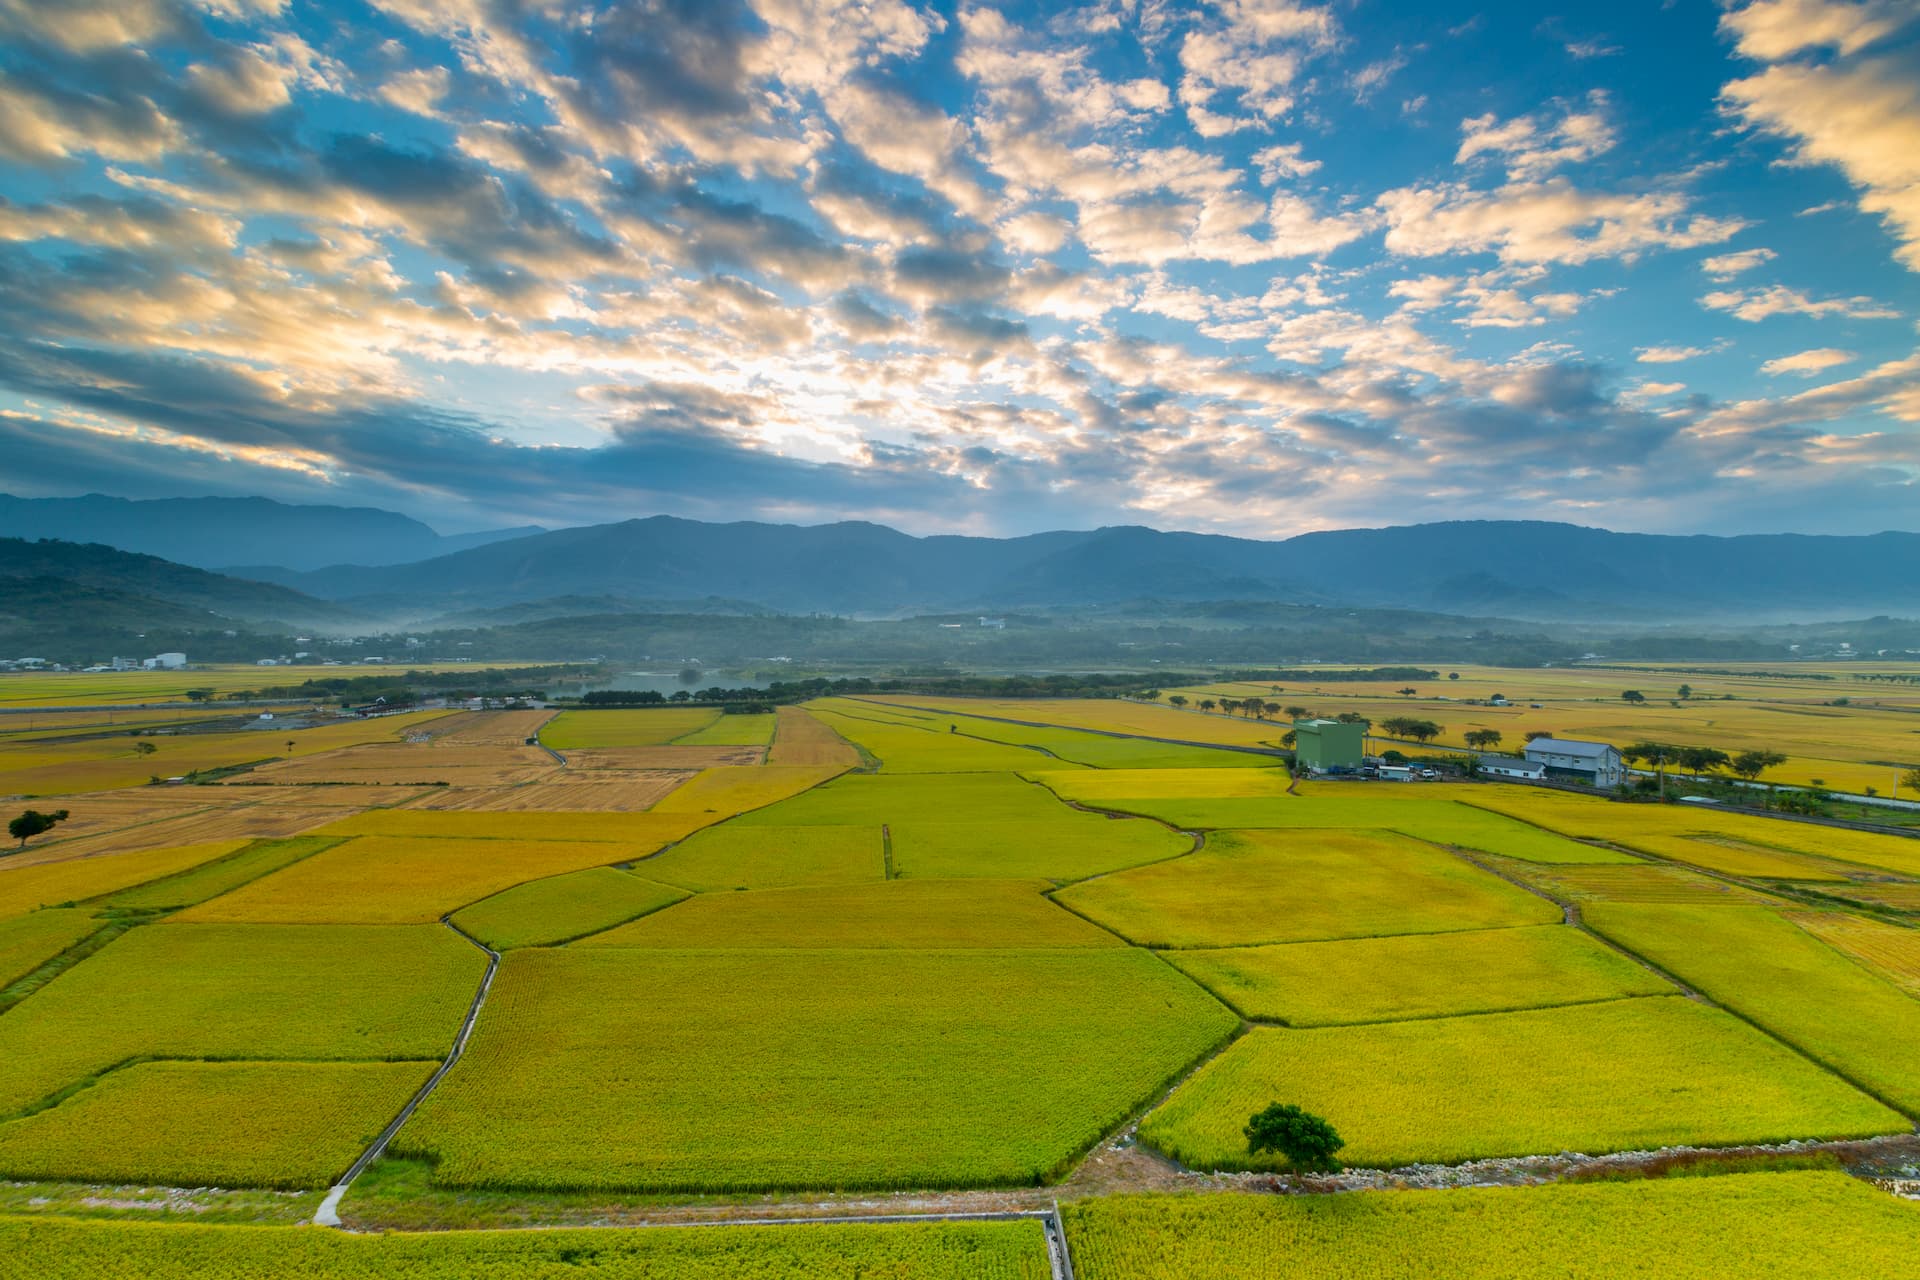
[0,538,351,630]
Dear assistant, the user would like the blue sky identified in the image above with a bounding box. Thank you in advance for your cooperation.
[1,0,1916,537]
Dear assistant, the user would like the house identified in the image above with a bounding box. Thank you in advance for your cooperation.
[144,652,187,670]
[1523,737,1626,787]
[1478,754,1546,781]
[1293,718,1365,772]
[1379,764,1417,782]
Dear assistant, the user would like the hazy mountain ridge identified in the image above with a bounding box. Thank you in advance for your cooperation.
[0,494,541,572]
[0,538,351,630]
[243,515,1920,622]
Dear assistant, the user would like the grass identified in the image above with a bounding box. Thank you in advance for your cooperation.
[539,708,720,749]
[1056,828,1559,948]
[173,834,660,924]
[0,1059,433,1188]
[1582,903,1920,1113]
[451,867,689,949]
[1165,925,1674,1025]
[1139,997,1903,1171]
[0,840,252,919]
[0,922,483,1116]
[100,835,344,910]
[0,908,101,987]
[0,1214,1051,1278]
[580,879,1123,949]
[397,947,1235,1192]
[734,772,1078,827]
[889,817,1191,881]
[674,713,776,746]
[1060,1172,1920,1279]
[639,825,886,891]
[650,765,847,817]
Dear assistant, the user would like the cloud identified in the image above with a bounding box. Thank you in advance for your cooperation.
[1719,0,1906,61]
[1456,96,1616,180]
[1699,247,1777,278]
[1761,347,1856,375]
[1700,285,1901,321]
[1637,344,1717,364]
[1378,180,1744,265]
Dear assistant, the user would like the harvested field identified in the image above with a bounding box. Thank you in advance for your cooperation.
[1061,1173,1920,1280]
[0,1060,434,1189]
[581,878,1123,949]
[33,804,359,863]
[246,743,559,787]
[452,868,688,949]
[397,774,691,812]
[422,711,554,745]
[1496,860,1782,905]
[0,922,482,1116]
[539,709,720,749]
[1056,828,1557,948]
[1140,997,1903,1170]
[766,706,862,767]
[562,746,765,770]
[316,808,702,844]
[397,947,1235,1192]
[1165,925,1674,1025]
[173,834,663,924]
[0,1214,1052,1279]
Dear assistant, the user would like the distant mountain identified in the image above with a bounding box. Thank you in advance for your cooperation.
[0,494,542,572]
[0,538,350,630]
[249,515,1920,621]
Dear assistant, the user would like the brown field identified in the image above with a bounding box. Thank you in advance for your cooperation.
[399,774,693,812]
[242,743,560,787]
[14,805,358,866]
[767,706,864,767]
[562,746,766,770]
[422,710,556,745]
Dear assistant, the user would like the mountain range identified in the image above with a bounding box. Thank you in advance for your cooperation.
[6,494,1920,625]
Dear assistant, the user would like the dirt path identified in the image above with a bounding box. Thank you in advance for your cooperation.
[314,920,500,1226]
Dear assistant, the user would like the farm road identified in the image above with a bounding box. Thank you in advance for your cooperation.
[314,919,499,1227]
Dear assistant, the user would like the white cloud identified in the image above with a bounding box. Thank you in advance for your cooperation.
[1699,247,1777,278]
[1379,180,1744,266]
[1701,285,1901,321]
[1456,96,1616,179]
[1720,0,1906,61]
[1252,142,1319,183]
[1761,347,1856,375]
[1637,344,1716,363]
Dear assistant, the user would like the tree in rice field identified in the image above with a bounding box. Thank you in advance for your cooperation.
[9,809,70,850]
[1903,766,1920,799]
[1245,1103,1345,1171]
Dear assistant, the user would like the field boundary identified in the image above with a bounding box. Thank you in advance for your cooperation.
[314,919,500,1227]
[847,698,1290,758]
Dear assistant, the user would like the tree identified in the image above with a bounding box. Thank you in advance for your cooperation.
[1448,672,1460,681]
[1284,705,1308,719]
[1263,702,1282,720]
[1677,684,1692,701]
[1220,699,1242,716]
[1198,699,1217,714]
[1622,742,1675,796]
[1675,746,1729,778]
[132,741,157,757]
[1903,766,1920,798]
[185,688,215,703]
[1621,690,1647,704]
[1396,687,1418,698]
[1524,730,1553,742]
[1168,695,1188,709]
[1409,720,1443,745]
[1245,1103,1344,1171]
[1729,750,1786,784]
[1280,730,1297,748]
[9,809,69,850]
[1464,729,1503,751]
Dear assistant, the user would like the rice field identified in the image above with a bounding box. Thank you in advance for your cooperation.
[888,816,1192,881]
[734,772,1076,827]
[649,764,847,817]
[451,868,688,949]
[1494,860,1782,905]
[248,742,560,787]
[1582,904,1920,1113]
[1060,1172,1920,1280]
[859,701,1273,769]
[1139,997,1903,1170]
[27,803,359,863]
[317,808,699,844]
[424,711,554,745]
[0,840,252,919]
[1055,828,1558,948]
[807,702,1078,772]
[0,1214,1052,1279]
[563,745,766,770]
[639,824,887,891]
[0,923,482,1116]
[675,713,776,746]
[173,834,656,924]
[1164,925,1674,1025]
[1786,912,1920,997]
[872,697,1286,748]
[396,947,1235,1191]
[397,773,690,811]
[1029,768,1294,801]
[0,1060,433,1188]
[539,709,720,749]
[0,909,100,987]
[101,835,344,910]
[580,878,1123,949]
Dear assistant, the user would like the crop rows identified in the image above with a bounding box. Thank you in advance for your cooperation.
[452,867,688,949]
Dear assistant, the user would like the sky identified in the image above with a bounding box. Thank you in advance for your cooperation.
[1,0,1918,539]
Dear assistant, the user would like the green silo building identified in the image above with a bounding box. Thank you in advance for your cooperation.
[1292,718,1365,771]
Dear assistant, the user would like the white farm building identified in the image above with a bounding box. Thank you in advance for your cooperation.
[1523,738,1626,788]
[1478,755,1545,781]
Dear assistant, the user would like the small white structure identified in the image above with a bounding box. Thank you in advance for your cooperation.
[144,652,187,670]
[1524,737,1625,787]
[1379,765,1417,782]
[1479,755,1546,781]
